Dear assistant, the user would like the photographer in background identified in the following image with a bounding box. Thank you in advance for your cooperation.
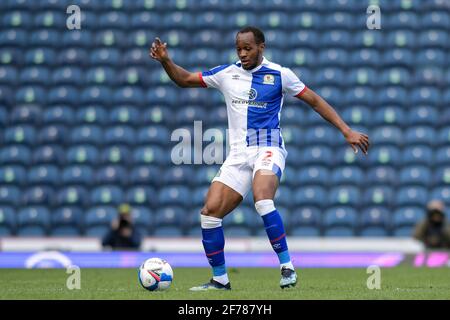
[413,200,450,249]
[102,203,142,250]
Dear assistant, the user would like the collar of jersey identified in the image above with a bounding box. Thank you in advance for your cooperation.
[236,56,269,73]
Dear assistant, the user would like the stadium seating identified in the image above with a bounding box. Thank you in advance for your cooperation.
[0,0,448,238]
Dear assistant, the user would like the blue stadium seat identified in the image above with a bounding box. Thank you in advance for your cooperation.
[418,30,448,49]
[293,186,327,208]
[329,186,361,207]
[1,47,23,66]
[57,186,88,207]
[290,206,321,230]
[17,207,50,236]
[58,48,87,66]
[91,185,124,206]
[27,165,59,186]
[48,86,80,106]
[131,206,153,236]
[432,167,450,188]
[76,106,108,125]
[353,30,384,49]
[4,125,36,145]
[113,87,145,107]
[146,86,179,105]
[109,106,140,125]
[331,166,364,186]
[411,87,441,107]
[399,166,432,187]
[194,166,220,186]
[132,146,167,166]
[163,166,195,186]
[51,207,82,236]
[80,86,113,105]
[350,49,381,68]
[66,145,99,165]
[363,186,394,208]
[289,30,320,50]
[158,185,191,207]
[61,30,93,48]
[371,126,403,146]
[320,30,351,49]
[402,146,433,166]
[430,186,450,207]
[0,85,13,105]
[435,147,450,166]
[360,207,390,231]
[304,126,335,146]
[0,206,15,236]
[125,186,156,207]
[0,165,26,186]
[300,146,333,166]
[104,126,136,145]
[0,145,31,165]
[34,10,66,29]
[367,145,400,166]
[0,29,27,47]
[142,106,175,126]
[38,125,67,145]
[191,186,208,207]
[405,126,436,146]
[323,207,357,231]
[95,166,127,185]
[101,145,131,165]
[29,30,60,47]
[18,66,50,85]
[392,206,424,236]
[84,206,116,237]
[137,125,171,146]
[0,185,20,206]
[297,166,330,187]
[395,186,428,207]
[22,186,54,207]
[154,206,185,237]
[62,166,94,186]
[341,106,371,127]
[70,125,103,145]
[52,67,83,86]
[2,10,32,28]
[385,30,416,49]
[377,87,407,106]
[415,48,446,67]
[128,165,159,187]
[0,66,18,85]
[98,11,129,29]
[373,106,406,127]
[366,166,398,186]
[38,105,75,125]
[85,67,117,86]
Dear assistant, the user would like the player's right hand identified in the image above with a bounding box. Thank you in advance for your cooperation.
[149,37,169,62]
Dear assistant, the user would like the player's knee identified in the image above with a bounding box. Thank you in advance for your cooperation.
[200,204,222,218]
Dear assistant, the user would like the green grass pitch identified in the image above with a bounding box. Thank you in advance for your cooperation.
[0,267,449,300]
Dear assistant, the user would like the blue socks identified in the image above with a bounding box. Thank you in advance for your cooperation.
[255,199,294,270]
[201,215,229,285]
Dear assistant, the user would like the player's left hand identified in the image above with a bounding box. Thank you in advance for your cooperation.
[343,130,370,155]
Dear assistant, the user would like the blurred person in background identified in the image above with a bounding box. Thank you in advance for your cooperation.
[413,200,450,249]
[102,203,142,250]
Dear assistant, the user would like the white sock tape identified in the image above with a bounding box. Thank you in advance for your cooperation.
[200,215,222,229]
[255,199,276,216]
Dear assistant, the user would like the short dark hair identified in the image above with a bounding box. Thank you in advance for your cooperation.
[236,26,265,44]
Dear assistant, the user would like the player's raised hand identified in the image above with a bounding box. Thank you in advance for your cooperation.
[344,130,370,155]
[149,37,169,62]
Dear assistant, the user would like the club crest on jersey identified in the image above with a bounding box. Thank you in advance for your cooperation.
[263,74,275,85]
[243,88,258,100]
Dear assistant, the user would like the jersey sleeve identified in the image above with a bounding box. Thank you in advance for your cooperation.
[199,64,230,90]
[281,67,308,97]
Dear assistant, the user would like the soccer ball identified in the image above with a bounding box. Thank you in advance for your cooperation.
[138,257,173,291]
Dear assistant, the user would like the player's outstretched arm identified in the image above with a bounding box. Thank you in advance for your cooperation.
[149,37,203,88]
[299,88,370,155]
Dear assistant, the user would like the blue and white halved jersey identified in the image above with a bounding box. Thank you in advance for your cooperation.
[199,57,307,151]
